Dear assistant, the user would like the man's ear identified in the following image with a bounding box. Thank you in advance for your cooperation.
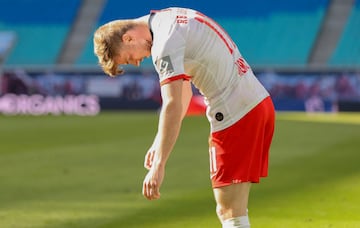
[122,33,132,43]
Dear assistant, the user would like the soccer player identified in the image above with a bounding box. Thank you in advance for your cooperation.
[93,7,275,228]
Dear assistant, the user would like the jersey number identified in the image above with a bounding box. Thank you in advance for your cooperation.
[209,146,217,176]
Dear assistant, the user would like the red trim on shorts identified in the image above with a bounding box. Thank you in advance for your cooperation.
[160,74,191,86]
[209,96,275,188]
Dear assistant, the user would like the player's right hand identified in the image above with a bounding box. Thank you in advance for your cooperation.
[142,164,164,200]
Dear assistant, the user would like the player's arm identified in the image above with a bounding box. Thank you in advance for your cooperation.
[143,79,191,200]
[155,79,192,163]
[180,79,193,118]
[155,79,184,165]
[144,80,192,170]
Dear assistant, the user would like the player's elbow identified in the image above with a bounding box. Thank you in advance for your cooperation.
[161,100,183,120]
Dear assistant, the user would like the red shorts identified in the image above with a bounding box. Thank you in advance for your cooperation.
[209,96,275,188]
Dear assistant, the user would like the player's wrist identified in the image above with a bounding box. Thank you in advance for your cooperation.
[152,159,166,169]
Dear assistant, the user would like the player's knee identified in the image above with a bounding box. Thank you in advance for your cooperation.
[216,204,231,220]
[216,203,249,222]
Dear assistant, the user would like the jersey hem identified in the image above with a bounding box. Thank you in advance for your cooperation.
[210,94,270,133]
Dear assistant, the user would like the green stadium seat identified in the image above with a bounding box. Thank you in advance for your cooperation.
[0,0,81,66]
[0,25,69,65]
[328,2,360,66]
[217,9,325,66]
[77,0,328,67]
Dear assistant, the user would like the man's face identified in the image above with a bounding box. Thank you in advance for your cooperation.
[114,31,152,67]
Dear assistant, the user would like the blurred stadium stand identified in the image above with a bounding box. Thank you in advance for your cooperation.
[0,0,81,65]
[0,0,359,113]
[328,0,360,66]
[0,0,359,69]
[77,0,331,68]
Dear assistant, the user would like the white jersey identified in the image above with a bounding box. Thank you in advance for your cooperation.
[149,7,270,132]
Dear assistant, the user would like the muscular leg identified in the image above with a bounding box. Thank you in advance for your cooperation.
[213,182,251,225]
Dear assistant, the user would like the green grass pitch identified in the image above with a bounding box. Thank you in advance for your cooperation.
[0,112,359,228]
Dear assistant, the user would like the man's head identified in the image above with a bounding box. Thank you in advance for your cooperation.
[93,20,152,76]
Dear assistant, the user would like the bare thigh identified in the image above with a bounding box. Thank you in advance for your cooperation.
[213,182,251,222]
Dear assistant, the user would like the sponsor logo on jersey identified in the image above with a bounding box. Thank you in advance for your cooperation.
[215,112,224,121]
[156,56,174,75]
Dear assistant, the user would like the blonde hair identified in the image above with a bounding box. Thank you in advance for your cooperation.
[93,20,136,76]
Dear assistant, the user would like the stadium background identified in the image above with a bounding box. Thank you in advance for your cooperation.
[1,1,360,228]
[0,0,359,114]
